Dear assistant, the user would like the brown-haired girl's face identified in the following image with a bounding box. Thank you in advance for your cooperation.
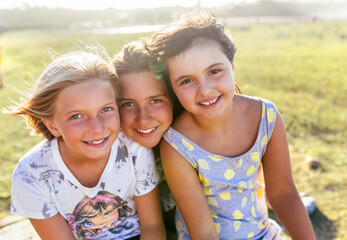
[118,71,173,148]
[167,40,235,120]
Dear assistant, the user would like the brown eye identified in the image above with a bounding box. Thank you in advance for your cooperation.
[210,69,221,75]
[181,78,193,86]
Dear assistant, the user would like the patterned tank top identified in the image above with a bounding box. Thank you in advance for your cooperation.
[163,98,284,240]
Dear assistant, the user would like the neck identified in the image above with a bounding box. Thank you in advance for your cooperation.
[191,103,235,132]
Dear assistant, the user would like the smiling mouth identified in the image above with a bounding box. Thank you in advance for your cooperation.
[136,127,156,134]
[85,137,107,145]
[199,96,219,106]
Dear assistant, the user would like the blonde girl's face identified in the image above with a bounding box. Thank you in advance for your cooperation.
[167,40,235,120]
[44,79,120,163]
[118,71,173,148]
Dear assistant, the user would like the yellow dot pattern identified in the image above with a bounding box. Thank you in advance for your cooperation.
[199,174,209,186]
[224,169,235,180]
[248,232,254,238]
[232,210,243,219]
[247,165,256,176]
[267,108,275,123]
[182,138,194,151]
[219,191,231,200]
[199,159,210,170]
[178,233,183,240]
[260,135,267,148]
[163,99,279,239]
[236,158,243,168]
[171,143,179,149]
[234,220,241,232]
[209,154,223,161]
[215,223,221,233]
[211,210,218,219]
[203,186,212,195]
[250,152,259,162]
[208,197,219,207]
[176,220,183,232]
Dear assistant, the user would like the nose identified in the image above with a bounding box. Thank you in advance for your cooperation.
[136,106,152,124]
[199,78,213,96]
[88,115,104,134]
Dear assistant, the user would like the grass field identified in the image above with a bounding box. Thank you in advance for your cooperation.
[0,21,346,239]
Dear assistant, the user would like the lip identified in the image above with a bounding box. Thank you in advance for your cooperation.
[83,136,109,147]
[198,96,221,108]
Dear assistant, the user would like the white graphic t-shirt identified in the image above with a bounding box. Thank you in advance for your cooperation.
[11,132,158,240]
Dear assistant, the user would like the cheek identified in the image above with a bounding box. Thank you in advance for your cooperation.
[119,109,135,127]
[160,107,173,126]
[105,113,121,129]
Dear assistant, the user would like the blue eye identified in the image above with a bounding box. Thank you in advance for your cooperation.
[71,114,82,120]
[102,107,112,112]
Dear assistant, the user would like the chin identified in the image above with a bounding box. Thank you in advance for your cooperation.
[139,139,160,148]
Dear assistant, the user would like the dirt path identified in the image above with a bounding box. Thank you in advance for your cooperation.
[0,215,39,240]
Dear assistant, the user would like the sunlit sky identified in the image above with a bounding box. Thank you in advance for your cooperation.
[0,0,343,10]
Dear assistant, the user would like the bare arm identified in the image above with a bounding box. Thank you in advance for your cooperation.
[29,214,75,240]
[134,187,166,240]
[263,113,316,240]
[160,140,219,240]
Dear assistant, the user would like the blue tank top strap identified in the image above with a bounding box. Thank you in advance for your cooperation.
[257,97,278,156]
[163,128,197,168]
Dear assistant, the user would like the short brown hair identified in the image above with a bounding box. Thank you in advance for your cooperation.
[146,9,237,64]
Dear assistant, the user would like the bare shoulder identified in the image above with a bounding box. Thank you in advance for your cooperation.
[234,94,262,112]
[171,110,197,136]
[234,94,262,124]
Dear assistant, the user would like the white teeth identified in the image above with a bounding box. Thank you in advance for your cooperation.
[137,128,155,134]
[87,139,104,144]
[200,97,218,106]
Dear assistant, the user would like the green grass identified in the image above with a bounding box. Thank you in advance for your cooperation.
[1,22,346,239]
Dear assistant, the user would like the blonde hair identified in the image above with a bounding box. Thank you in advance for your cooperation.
[5,51,119,140]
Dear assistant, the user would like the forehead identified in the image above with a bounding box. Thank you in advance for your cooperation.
[119,71,168,95]
[167,39,228,70]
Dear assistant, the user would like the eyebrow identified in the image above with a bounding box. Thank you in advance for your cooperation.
[174,62,224,83]
[119,94,168,101]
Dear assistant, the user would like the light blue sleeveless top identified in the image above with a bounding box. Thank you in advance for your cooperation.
[163,98,284,240]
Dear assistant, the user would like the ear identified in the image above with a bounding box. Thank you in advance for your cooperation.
[42,119,61,138]
[231,63,235,70]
